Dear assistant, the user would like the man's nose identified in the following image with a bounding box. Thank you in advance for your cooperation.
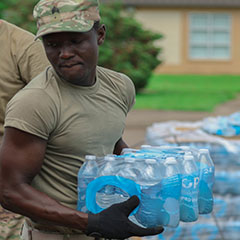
[59,45,74,59]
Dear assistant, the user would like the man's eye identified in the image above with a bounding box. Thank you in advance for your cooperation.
[47,42,57,47]
[71,39,82,44]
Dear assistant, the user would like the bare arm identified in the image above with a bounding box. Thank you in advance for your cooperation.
[113,137,128,155]
[0,128,163,238]
[0,127,88,230]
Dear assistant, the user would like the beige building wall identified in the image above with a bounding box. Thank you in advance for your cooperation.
[134,9,182,65]
[134,7,240,74]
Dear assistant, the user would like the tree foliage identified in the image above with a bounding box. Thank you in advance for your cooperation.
[99,2,163,92]
[0,0,39,33]
[0,1,163,92]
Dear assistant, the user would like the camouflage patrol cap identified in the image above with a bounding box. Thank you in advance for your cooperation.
[33,0,101,39]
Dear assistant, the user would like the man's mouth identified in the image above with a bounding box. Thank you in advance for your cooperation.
[60,63,82,68]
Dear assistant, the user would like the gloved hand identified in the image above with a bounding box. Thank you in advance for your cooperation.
[85,195,164,239]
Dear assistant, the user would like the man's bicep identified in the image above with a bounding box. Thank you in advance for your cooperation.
[0,127,47,184]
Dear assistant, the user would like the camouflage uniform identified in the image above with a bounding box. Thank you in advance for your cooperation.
[0,206,23,240]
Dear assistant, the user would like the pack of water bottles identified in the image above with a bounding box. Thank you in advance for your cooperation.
[142,194,240,240]
[144,120,240,239]
[202,112,240,137]
[77,145,215,228]
[212,195,240,220]
[146,121,240,166]
[141,195,240,240]
[213,170,240,195]
[143,220,240,240]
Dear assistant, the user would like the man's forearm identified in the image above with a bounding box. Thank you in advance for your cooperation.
[1,183,88,231]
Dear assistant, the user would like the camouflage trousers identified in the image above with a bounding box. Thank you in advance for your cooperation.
[0,205,24,240]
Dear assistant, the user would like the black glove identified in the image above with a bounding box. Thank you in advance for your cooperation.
[85,195,164,239]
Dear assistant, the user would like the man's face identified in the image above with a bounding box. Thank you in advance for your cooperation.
[42,26,105,86]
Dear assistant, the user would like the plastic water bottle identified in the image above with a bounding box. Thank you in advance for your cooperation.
[84,155,141,215]
[198,149,215,214]
[98,156,116,175]
[141,145,184,155]
[179,155,199,222]
[160,157,181,227]
[117,157,140,181]
[140,145,185,162]
[135,158,165,227]
[136,158,162,186]
[136,157,181,228]
[114,157,141,206]
[95,156,121,209]
[93,156,141,213]
[121,148,139,155]
[77,155,98,212]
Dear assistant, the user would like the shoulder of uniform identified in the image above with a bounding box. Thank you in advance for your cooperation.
[97,66,131,82]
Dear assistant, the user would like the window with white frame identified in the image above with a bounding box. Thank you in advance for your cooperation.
[189,13,231,60]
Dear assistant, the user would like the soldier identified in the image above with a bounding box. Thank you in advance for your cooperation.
[0,0,164,239]
[0,19,49,239]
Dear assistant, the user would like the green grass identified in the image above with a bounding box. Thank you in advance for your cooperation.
[134,75,240,112]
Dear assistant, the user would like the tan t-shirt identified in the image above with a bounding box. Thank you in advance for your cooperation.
[0,20,49,143]
[5,66,135,209]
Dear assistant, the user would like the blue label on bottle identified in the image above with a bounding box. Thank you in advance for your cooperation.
[180,173,199,222]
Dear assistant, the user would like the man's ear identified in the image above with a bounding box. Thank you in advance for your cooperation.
[97,24,106,46]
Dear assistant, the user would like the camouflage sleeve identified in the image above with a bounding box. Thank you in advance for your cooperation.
[0,205,24,240]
